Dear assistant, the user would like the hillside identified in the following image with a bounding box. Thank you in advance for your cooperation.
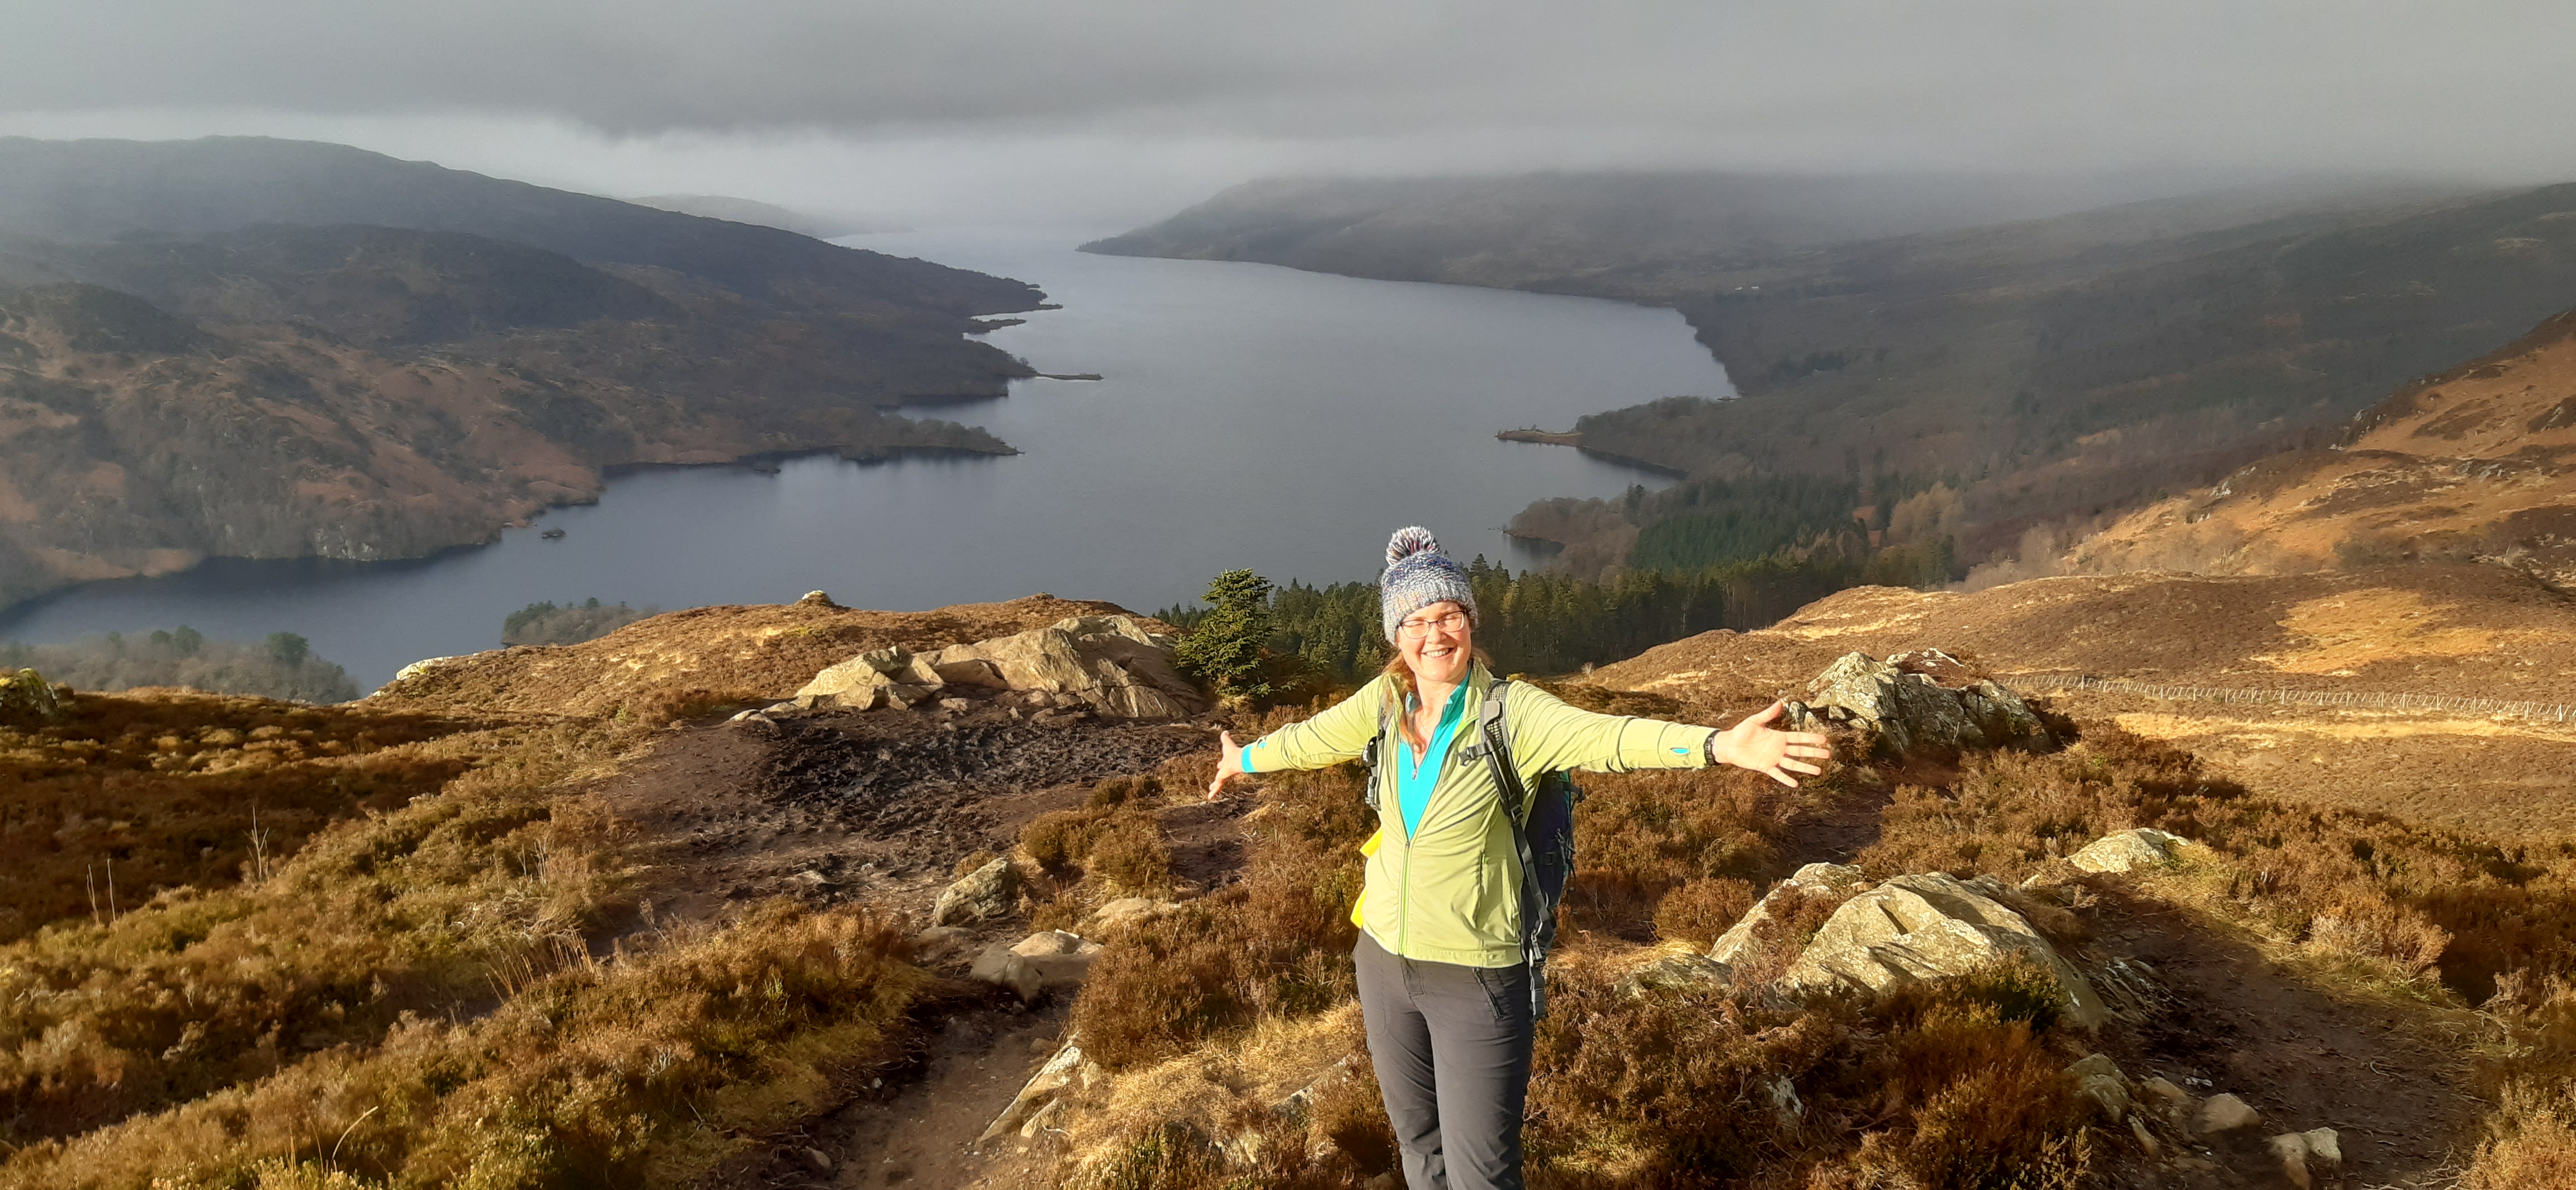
[0,138,1045,610]
[13,572,2576,1188]
[1588,563,2576,835]
[1095,173,2576,578]
[2070,306,2576,589]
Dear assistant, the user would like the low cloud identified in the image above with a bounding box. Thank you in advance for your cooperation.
[6,2,2573,224]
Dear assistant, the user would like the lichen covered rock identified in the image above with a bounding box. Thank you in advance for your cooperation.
[1782,872,2105,1028]
[2069,827,2193,873]
[1782,649,2054,757]
[0,669,64,725]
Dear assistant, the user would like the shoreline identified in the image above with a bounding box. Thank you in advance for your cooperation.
[1495,427,1690,478]
[0,440,1021,626]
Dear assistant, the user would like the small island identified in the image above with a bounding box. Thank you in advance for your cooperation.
[1498,427,1583,446]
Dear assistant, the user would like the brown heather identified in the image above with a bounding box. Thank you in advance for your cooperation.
[0,691,939,1188]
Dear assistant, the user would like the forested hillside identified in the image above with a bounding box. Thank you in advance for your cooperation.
[0,137,1046,610]
[1096,172,2576,582]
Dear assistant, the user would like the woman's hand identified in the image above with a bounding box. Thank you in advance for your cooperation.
[1711,701,1831,787]
[1207,730,1244,801]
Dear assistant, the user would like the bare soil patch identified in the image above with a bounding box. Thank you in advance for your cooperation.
[595,700,1212,931]
[2085,889,2480,1187]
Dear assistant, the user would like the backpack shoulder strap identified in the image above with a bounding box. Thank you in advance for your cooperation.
[1474,678,1531,827]
[1360,694,1396,813]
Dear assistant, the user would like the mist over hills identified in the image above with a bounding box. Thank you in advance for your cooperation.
[0,136,1045,611]
[1094,171,2576,580]
[627,193,910,239]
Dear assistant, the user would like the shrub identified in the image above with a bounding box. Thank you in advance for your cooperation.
[1569,766,1796,941]
[499,598,656,647]
[0,629,360,702]
[1087,813,1174,894]
[1652,876,1756,948]
[1024,809,1107,875]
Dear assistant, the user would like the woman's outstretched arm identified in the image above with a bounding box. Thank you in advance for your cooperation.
[1505,683,1829,787]
[1206,675,1389,800]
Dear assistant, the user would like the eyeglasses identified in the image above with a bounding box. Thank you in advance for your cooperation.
[1396,611,1469,638]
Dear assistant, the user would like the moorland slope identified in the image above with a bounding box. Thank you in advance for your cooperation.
[1098,173,2576,579]
[10,568,2576,1188]
[2071,306,2576,588]
[0,138,1045,610]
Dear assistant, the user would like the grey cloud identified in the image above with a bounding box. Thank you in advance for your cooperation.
[8,2,2576,190]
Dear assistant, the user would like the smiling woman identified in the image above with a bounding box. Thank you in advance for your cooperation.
[1206,525,1827,1190]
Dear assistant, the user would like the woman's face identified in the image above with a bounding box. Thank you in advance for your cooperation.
[1396,600,1473,687]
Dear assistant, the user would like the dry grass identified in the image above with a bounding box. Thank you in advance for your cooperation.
[0,685,949,1188]
[0,689,482,942]
[3,901,930,1189]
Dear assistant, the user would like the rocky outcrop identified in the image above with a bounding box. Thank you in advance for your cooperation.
[2069,828,2193,873]
[1781,872,2106,1028]
[795,615,1205,718]
[0,669,64,725]
[1782,649,2054,757]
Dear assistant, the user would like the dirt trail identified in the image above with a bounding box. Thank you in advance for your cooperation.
[2086,891,2479,1188]
[588,696,1237,1189]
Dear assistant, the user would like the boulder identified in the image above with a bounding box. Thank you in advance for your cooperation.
[1708,862,1870,967]
[2069,828,2192,873]
[1781,872,2106,1028]
[2266,1127,2341,1190]
[795,590,841,609]
[933,857,1020,927]
[797,615,1201,719]
[795,653,901,703]
[1,669,65,724]
[2065,1053,2129,1122]
[968,931,1105,1000]
[2199,1093,2262,1134]
[1782,650,2054,757]
[1009,929,1105,988]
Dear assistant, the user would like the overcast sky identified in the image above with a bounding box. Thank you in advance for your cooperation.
[4,2,2570,226]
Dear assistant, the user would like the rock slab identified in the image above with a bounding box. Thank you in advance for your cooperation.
[1782,872,2106,1028]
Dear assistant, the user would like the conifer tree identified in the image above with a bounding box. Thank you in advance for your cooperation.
[1176,569,1276,703]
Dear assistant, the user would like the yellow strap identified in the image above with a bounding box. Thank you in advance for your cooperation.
[1349,828,1384,928]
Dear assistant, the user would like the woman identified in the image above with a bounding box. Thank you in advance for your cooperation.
[1205,527,1830,1190]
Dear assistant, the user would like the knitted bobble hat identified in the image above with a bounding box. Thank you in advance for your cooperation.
[1379,526,1477,643]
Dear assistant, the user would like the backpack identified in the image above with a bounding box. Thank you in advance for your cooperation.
[1360,679,1584,1019]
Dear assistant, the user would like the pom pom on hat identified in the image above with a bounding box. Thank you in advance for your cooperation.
[1386,526,1445,568]
[1380,525,1478,643]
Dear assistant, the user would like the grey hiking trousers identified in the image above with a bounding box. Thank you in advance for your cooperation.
[1354,931,1535,1190]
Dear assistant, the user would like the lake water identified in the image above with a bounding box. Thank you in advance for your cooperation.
[0,228,1731,690]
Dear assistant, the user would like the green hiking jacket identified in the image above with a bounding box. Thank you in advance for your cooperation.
[1240,663,1718,967]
